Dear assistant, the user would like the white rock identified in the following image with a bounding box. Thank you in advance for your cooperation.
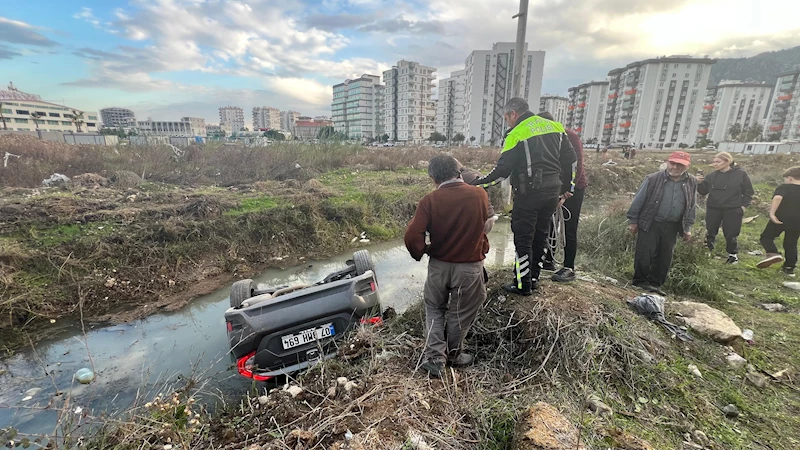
[284,385,303,398]
[337,377,349,386]
[344,381,358,392]
[688,364,703,378]
[783,281,800,291]
[726,353,747,370]
[326,387,337,397]
[671,301,742,343]
[258,395,269,405]
[761,303,786,312]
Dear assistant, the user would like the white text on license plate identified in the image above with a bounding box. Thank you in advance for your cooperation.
[281,323,335,350]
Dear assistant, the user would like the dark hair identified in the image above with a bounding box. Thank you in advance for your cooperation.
[538,111,554,121]
[428,154,461,184]
[503,97,528,115]
[783,166,800,179]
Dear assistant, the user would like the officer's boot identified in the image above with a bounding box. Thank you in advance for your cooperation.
[504,251,533,296]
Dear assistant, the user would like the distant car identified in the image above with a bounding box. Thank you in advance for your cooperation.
[702,145,716,150]
[383,142,396,147]
[469,143,480,148]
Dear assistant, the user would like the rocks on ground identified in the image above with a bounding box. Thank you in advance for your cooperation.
[761,303,786,312]
[110,170,143,188]
[726,353,747,370]
[512,402,585,450]
[69,173,109,189]
[670,301,742,344]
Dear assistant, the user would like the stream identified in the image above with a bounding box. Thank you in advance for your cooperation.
[0,221,516,436]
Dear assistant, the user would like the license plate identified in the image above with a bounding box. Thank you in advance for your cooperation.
[281,323,335,350]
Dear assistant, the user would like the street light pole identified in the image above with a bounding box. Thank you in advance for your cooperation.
[511,0,529,99]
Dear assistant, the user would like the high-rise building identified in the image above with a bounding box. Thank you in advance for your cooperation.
[435,69,467,140]
[332,74,384,140]
[696,81,772,143]
[383,60,437,143]
[100,107,136,128]
[602,56,715,148]
[764,70,800,141]
[539,95,569,124]
[280,110,301,134]
[566,81,609,143]
[462,42,545,145]
[252,106,280,130]
[219,106,245,132]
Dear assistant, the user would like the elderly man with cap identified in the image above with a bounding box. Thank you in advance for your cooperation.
[626,151,697,295]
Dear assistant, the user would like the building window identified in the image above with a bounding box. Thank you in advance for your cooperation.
[16,110,30,115]
[14,118,29,123]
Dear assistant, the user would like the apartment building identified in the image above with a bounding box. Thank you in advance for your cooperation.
[280,110,301,134]
[435,69,466,140]
[252,106,280,130]
[0,83,99,133]
[462,43,545,145]
[332,74,384,141]
[764,70,800,141]
[539,95,569,124]
[602,56,715,148]
[566,81,608,143]
[697,81,772,142]
[383,60,437,143]
[219,106,245,132]
[181,117,207,137]
[100,107,136,128]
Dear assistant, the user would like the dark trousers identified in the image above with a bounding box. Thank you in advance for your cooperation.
[705,207,743,254]
[633,221,681,288]
[512,187,560,288]
[760,221,799,269]
[544,188,585,269]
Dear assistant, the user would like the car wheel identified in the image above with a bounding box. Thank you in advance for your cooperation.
[230,279,255,309]
[353,250,376,276]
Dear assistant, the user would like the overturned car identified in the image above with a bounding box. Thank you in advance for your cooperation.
[224,250,382,381]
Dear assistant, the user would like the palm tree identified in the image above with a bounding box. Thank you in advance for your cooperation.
[0,102,8,130]
[30,112,43,131]
[71,110,85,133]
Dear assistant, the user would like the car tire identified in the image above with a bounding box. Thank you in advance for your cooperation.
[353,250,375,276]
[230,279,255,309]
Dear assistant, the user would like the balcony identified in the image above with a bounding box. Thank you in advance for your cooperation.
[624,88,637,96]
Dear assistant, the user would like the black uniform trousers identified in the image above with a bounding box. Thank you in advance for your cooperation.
[544,188,585,269]
[705,207,743,254]
[633,221,681,288]
[511,186,560,288]
[760,221,799,269]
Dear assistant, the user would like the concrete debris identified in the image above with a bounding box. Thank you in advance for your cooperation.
[258,395,269,405]
[688,364,703,379]
[741,329,754,342]
[783,281,800,291]
[283,385,304,398]
[722,404,739,418]
[42,173,70,187]
[761,303,786,312]
[512,402,586,450]
[671,301,742,343]
[726,353,747,370]
[746,370,768,388]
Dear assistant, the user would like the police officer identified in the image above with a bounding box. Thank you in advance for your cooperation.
[470,98,576,295]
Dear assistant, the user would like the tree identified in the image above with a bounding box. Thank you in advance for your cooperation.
[452,133,465,143]
[696,137,713,148]
[678,143,689,149]
[740,124,763,143]
[428,131,447,142]
[100,127,127,138]
[71,110,85,133]
[263,129,285,141]
[29,112,43,131]
[469,136,476,144]
[727,123,742,141]
[381,133,389,143]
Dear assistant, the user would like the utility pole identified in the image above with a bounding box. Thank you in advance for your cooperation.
[511,0,529,99]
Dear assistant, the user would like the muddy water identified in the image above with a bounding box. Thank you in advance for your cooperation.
[0,222,515,435]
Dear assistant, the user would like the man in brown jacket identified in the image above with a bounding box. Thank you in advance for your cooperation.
[404,154,490,378]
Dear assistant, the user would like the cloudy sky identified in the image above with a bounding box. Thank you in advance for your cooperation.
[2,0,799,123]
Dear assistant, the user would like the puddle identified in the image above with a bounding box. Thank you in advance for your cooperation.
[0,222,515,435]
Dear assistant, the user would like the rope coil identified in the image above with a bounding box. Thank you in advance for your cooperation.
[547,204,571,265]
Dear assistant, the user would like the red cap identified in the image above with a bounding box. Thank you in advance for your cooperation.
[667,151,691,166]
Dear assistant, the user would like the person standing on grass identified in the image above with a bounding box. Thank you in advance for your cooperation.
[538,111,587,283]
[696,152,754,264]
[468,98,576,296]
[627,151,697,295]
[757,166,800,276]
[404,154,490,378]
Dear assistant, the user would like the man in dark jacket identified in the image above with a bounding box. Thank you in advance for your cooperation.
[469,98,576,295]
[405,154,489,378]
[538,112,587,282]
[627,151,697,295]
